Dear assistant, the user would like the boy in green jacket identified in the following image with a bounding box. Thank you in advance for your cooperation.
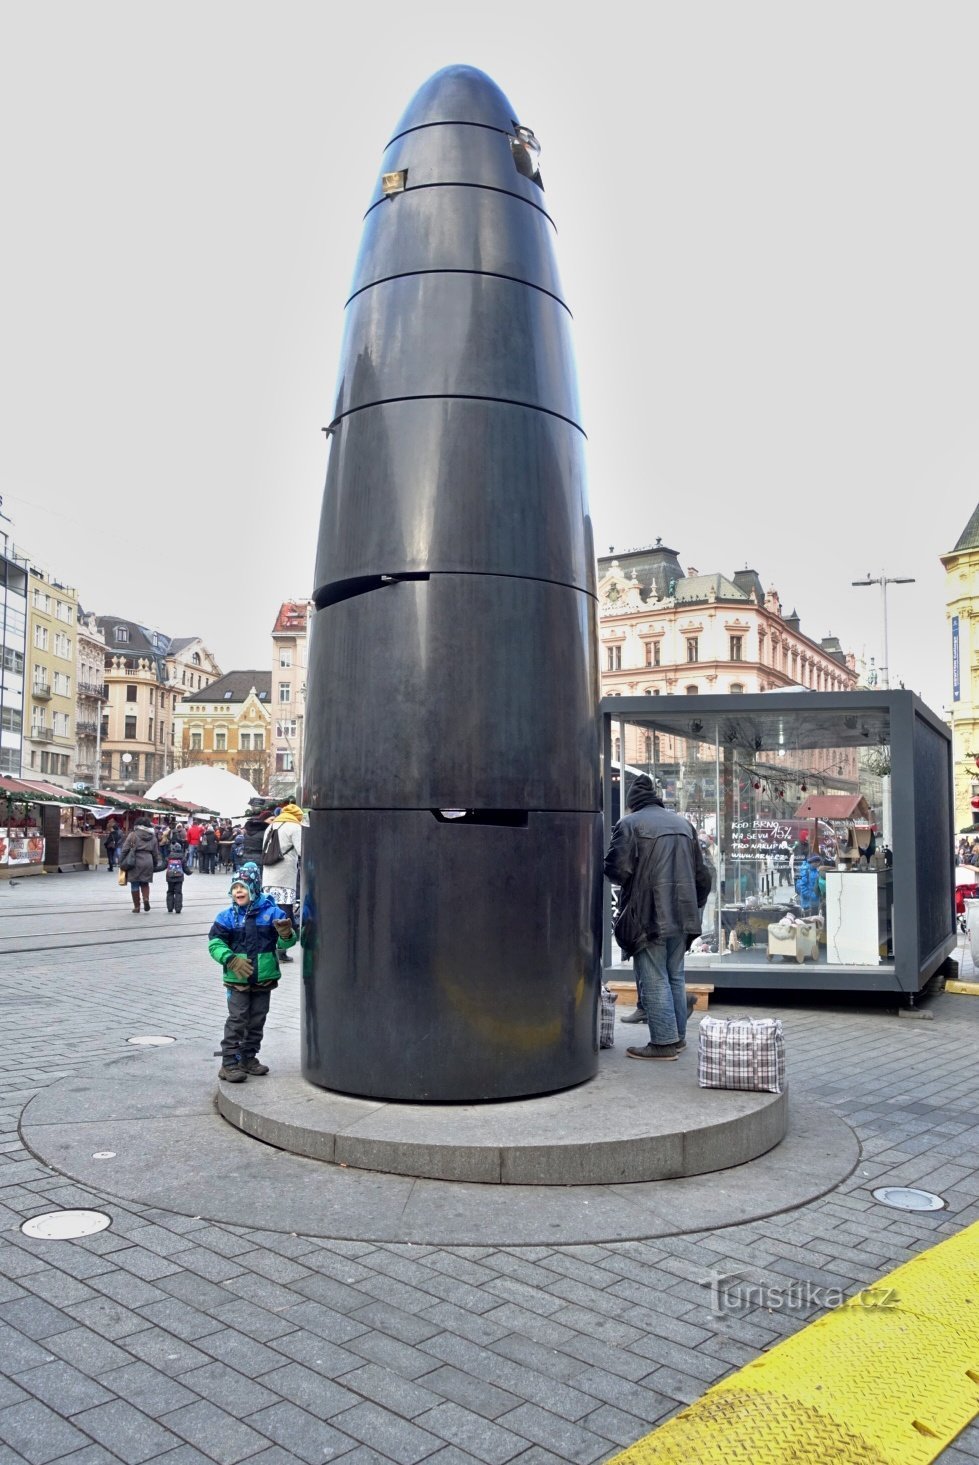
[208,861,297,1083]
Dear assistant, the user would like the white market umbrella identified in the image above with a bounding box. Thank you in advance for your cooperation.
[144,766,261,819]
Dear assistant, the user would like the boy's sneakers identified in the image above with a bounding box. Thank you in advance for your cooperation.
[218,1064,247,1083]
[240,1058,270,1076]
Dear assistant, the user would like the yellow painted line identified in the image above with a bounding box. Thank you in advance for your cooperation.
[945,980,979,996]
[609,1221,979,1464]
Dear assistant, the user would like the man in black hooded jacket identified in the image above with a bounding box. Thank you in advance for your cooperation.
[604,774,712,1060]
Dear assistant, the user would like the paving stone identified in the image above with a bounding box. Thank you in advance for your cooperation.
[0,1399,88,1465]
[337,1363,445,1420]
[0,1298,75,1342]
[94,1360,198,1417]
[155,1399,273,1464]
[416,1365,523,1420]
[493,1403,611,1465]
[251,1361,360,1417]
[63,1298,153,1342]
[121,1328,214,1377]
[70,1397,187,1463]
[349,1302,441,1345]
[413,1401,528,1463]
[12,1360,113,1415]
[265,1329,363,1378]
[329,1401,442,1465]
[0,1324,55,1373]
[244,1401,355,1464]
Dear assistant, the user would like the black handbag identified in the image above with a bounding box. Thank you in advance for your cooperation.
[119,847,135,872]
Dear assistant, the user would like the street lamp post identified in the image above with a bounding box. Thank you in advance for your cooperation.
[851,571,916,690]
[851,570,915,848]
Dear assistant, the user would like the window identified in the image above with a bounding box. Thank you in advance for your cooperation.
[100,715,108,738]
[56,600,72,623]
[124,716,137,739]
[181,670,186,684]
[33,624,48,650]
[190,731,202,751]
[279,682,291,703]
[644,641,661,668]
[276,720,297,739]
[54,632,71,660]
[276,750,294,772]
[32,589,50,611]
[1,708,20,733]
[685,685,699,695]
[148,719,154,743]
[606,645,621,672]
[253,733,264,751]
[215,729,227,751]
[53,672,71,696]
[2,648,24,675]
[279,649,293,668]
[126,684,138,701]
[686,637,699,663]
[730,635,743,662]
[644,734,652,761]
[114,626,129,643]
[192,652,201,665]
[730,683,745,694]
[53,711,69,737]
[240,732,251,750]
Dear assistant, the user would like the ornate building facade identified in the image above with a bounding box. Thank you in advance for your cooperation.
[96,618,221,793]
[942,506,979,832]
[599,541,860,785]
[174,671,272,794]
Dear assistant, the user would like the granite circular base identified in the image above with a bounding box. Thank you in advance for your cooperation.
[19,1027,860,1246]
[216,1035,787,1185]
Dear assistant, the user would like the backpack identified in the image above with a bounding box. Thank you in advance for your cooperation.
[263,824,283,864]
[166,855,185,881]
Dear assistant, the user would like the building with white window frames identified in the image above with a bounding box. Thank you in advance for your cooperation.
[0,539,28,777]
[24,562,78,786]
[270,601,311,799]
[174,671,272,793]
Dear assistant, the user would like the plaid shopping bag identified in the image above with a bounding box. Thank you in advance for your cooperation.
[697,1015,785,1094]
[599,985,617,1049]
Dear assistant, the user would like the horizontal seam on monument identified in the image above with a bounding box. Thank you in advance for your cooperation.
[325,395,586,436]
[385,119,513,146]
[316,568,597,598]
[363,181,555,228]
[344,269,571,314]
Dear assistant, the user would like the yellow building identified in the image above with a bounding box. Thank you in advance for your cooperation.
[176,672,272,794]
[942,506,979,833]
[24,565,80,788]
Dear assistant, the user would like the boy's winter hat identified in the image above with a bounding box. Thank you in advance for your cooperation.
[230,861,262,903]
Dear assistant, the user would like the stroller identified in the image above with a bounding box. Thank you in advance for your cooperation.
[955,866,978,934]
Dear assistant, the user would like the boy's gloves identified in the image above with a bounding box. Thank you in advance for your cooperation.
[273,919,294,938]
[225,955,253,980]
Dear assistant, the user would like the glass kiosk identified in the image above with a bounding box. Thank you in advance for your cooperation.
[601,690,954,997]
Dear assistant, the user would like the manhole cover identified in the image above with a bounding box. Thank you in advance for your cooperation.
[92,1151,116,1160]
[22,1210,112,1240]
[872,1186,945,1212]
[127,1035,176,1046]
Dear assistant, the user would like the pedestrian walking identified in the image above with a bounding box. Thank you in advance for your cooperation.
[260,803,304,964]
[165,835,189,914]
[604,774,712,1060]
[118,817,163,914]
[207,861,297,1083]
[104,821,122,871]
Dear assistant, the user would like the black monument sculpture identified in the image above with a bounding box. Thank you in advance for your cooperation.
[302,64,602,1101]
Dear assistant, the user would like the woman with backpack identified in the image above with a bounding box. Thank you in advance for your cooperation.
[260,804,304,963]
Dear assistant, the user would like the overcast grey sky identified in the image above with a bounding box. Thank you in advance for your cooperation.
[2,1,974,717]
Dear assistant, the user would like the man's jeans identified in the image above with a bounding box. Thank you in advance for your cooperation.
[634,937,688,1046]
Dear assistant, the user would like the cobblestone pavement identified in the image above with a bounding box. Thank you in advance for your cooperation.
[1,869,978,1464]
